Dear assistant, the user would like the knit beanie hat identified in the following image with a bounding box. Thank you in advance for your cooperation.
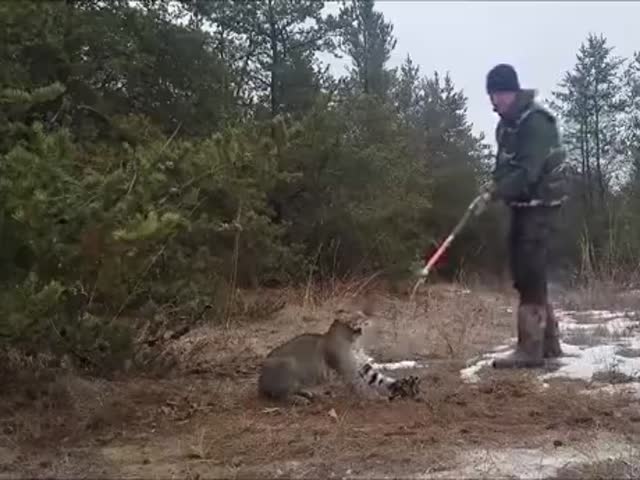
[486,64,520,93]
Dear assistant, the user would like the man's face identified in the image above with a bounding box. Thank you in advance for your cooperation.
[489,91,517,115]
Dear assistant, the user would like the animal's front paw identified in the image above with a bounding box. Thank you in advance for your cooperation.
[388,375,421,401]
[292,394,313,406]
[297,389,315,400]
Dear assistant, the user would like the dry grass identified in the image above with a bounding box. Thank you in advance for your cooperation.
[159,281,516,378]
[348,281,514,363]
[560,279,640,311]
[591,366,639,385]
[551,451,640,479]
[8,373,637,478]
[2,280,640,478]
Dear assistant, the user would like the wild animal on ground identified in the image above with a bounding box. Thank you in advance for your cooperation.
[257,306,421,405]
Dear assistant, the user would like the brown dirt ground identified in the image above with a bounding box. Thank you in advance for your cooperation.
[1,282,640,478]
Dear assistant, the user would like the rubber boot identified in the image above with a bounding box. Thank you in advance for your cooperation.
[543,302,563,358]
[492,303,546,369]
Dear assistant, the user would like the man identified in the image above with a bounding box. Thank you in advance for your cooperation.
[477,64,568,369]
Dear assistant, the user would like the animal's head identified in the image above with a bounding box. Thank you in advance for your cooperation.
[327,317,363,343]
[328,310,371,342]
[329,297,374,343]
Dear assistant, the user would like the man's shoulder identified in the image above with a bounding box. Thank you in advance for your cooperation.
[516,103,559,141]
[515,106,561,150]
[518,102,557,127]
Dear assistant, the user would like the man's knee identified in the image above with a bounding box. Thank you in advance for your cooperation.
[514,263,547,304]
[513,243,547,300]
[509,207,557,297]
[516,238,547,269]
[514,272,546,296]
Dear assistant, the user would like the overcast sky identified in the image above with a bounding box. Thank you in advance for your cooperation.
[322,1,640,146]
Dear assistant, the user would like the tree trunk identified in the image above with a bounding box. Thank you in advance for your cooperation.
[268,0,279,117]
[580,118,590,210]
[594,81,605,204]
[585,116,593,203]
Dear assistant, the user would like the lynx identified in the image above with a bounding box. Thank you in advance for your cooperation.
[257,307,420,404]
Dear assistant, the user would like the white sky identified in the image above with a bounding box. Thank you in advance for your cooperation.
[321,1,640,146]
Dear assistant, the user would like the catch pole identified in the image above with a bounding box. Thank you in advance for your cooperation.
[409,194,484,302]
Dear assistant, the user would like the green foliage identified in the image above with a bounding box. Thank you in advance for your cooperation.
[0,82,299,369]
[334,0,397,98]
[15,1,640,374]
[551,35,640,281]
[1,0,230,137]
[0,0,496,373]
[183,0,333,118]
[275,93,434,277]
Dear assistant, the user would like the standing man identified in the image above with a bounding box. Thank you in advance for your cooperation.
[477,64,568,369]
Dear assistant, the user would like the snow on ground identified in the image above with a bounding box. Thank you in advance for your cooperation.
[352,346,428,371]
[460,309,640,387]
[372,360,425,370]
[541,343,640,382]
[419,432,638,480]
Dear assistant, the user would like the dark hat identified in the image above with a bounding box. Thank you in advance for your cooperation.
[486,64,520,93]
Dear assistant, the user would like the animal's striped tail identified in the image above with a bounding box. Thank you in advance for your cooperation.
[357,362,422,400]
[358,362,399,391]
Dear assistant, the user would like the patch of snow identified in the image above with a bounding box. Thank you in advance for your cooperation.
[541,343,640,383]
[560,309,634,319]
[559,318,638,336]
[460,308,640,393]
[373,360,424,371]
[460,357,496,383]
[420,434,637,480]
[459,345,513,383]
[352,346,427,372]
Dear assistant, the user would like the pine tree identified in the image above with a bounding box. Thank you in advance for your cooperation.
[186,0,332,118]
[335,0,397,98]
[551,34,625,208]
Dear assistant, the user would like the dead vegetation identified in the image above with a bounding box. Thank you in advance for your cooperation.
[3,359,638,478]
[550,450,640,480]
[560,279,640,312]
[1,280,639,478]
[592,364,639,385]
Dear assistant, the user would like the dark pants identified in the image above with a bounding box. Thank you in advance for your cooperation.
[509,206,559,305]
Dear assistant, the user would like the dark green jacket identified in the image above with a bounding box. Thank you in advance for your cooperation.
[491,89,568,207]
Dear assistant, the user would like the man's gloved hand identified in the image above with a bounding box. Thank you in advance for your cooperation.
[474,182,496,216]
[474,191,491,216]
